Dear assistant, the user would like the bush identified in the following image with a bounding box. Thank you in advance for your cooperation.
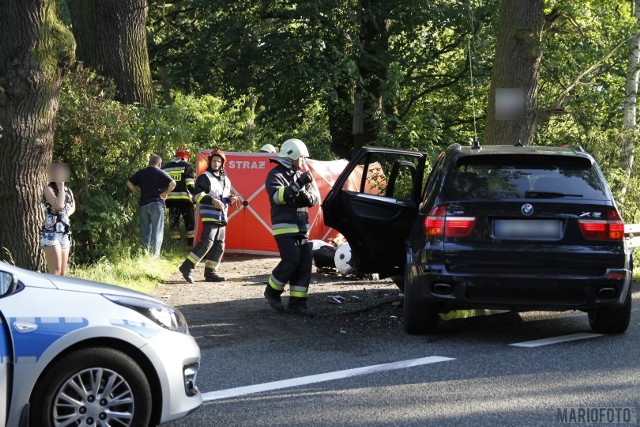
[54,66,255,264]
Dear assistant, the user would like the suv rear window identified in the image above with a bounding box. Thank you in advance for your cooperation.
[443,154,609,201]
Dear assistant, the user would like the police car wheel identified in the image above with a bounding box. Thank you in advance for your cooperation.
[31,347,153,427]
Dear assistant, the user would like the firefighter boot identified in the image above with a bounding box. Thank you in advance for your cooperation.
[179,260,194,284]
[204,268,225,282]
[263,285,284,312]
[288,297,315,318]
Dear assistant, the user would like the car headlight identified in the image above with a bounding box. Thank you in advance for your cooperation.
[104,294,189,334]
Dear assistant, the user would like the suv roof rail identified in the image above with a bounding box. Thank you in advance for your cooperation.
[569,144,585,152]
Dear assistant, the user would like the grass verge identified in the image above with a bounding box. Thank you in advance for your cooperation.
[70,245,186,294]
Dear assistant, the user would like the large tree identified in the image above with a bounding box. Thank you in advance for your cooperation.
[0,0,75,269]
[483,0,544,145]
[67,0,153,105]
[620,0,640,200]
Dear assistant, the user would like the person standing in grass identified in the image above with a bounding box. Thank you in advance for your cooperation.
[41,163,75,275]
[127,154,176,257]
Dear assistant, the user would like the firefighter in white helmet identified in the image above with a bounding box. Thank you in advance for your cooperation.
[263,138,319,317]
[260,144,277,154]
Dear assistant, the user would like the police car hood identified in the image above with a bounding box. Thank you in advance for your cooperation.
[46,274,153,299]
[2,261,154,300]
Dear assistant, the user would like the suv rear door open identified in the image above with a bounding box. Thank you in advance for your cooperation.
[323,147,426,278]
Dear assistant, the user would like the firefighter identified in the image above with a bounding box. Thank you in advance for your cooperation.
[163,147,196,247]
[263,138,319,317]
[179,149,236,283]
[260,144,276,153]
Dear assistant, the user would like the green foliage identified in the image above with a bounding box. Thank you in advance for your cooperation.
[69,245,186,292]
[54,66,256,263]
[53,0,640,266]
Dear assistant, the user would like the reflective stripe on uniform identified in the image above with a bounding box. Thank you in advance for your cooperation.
[187,252,200,264]
[272,223,300,236]
[290,286,308,298]
[269,275,285,291]
[200,205,225,223]
[273,187,287,205]
[167,191,192,201]
[187,230,195,238]
[195,192,207,204]
[185,178,195,185]
[205,260,218,270]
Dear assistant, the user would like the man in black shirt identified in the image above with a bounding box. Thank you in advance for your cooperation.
[127,154,176,257]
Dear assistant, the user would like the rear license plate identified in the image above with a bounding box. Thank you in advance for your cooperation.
[493,219,562,240]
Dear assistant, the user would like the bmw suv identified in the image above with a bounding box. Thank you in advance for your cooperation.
[323,143,632,335]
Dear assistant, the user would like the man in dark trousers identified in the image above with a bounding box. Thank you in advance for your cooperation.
[179,149,236,283]
[127,154,176,257]
[163,147,196,247]
[263,138,319,317]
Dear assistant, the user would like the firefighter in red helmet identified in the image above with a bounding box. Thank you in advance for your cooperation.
[163,147,196,247]
[179,148,236,283]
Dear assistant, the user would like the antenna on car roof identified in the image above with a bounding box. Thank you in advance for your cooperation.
[467,0,479,142]
[472,138,481,149]
[514,140,524,147]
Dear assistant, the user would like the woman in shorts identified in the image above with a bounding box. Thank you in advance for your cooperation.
[41,164,75,275]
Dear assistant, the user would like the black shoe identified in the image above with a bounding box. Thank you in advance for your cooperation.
[288,301,315,318]
[204,272,226,282]
[179,264,194,284]
[263,288,284,312]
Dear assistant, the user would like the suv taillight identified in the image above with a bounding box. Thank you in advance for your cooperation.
[577,210,624,241]
[424,206,476,238]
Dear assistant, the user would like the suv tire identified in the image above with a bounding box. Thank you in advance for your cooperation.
[403,288,438,334]
[391,275,405,291]
[588,289,632,334]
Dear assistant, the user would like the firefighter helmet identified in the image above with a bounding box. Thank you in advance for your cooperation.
[260,144,276,153]
[278,138,309,160]
[174,146,191,160]
[208,148,226,166]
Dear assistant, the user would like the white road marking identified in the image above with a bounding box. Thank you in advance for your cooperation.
[202,355,455,402]
[510,332,604,348]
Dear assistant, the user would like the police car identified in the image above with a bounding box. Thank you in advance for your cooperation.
[0,261,202,426]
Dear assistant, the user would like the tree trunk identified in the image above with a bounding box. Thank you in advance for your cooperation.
[67,0,154,106]
[483,0,543,146]
[328,0,392,159]
[620,0,640,201]
[0,0,75,269]
[354,0,392,150]
[328,82,356,159]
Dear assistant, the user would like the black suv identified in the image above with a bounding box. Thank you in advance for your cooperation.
[323,143,632,334]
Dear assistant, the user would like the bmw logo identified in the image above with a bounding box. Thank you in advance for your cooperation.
[521,203,534,216]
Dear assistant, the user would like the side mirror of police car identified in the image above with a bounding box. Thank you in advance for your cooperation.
[0,271,17,297]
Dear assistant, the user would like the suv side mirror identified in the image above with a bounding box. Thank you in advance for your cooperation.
[0,271,17,297]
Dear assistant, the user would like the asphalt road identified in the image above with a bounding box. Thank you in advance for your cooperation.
[164,285,640,427]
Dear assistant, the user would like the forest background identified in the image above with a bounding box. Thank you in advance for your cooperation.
[2,0,640,275]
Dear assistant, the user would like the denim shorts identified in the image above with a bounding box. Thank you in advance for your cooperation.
[40,231,70,249]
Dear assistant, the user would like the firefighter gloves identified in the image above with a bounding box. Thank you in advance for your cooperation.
[297,171,314,186]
